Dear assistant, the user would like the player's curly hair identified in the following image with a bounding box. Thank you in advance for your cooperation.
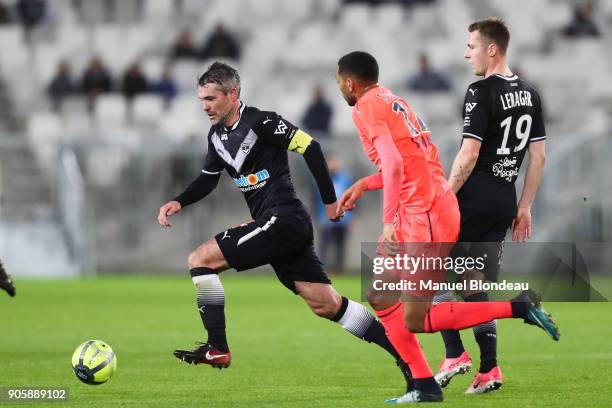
[198,61,241,96]
[469,17,510,55]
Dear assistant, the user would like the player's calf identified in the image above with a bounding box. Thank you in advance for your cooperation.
[296,281,342,319]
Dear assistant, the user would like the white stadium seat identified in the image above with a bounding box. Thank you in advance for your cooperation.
[133,95,165,127]
[27,112,64,173]
[95,94,127,127]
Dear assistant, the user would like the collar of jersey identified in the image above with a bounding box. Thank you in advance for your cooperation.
[223,101,246,132]
[355,85,382,112]
[494,74,518,81]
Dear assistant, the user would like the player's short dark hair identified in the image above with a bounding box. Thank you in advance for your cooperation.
[198,61,241,96]
[337,51,379,83]
[469,17,510,55]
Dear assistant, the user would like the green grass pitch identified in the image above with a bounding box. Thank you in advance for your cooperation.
[1,274,611,407]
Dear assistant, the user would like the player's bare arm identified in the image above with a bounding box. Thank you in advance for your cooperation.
[448,138,481,194]
[512,140,546,242]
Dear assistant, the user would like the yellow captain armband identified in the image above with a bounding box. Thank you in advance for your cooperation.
[287,130,313,154]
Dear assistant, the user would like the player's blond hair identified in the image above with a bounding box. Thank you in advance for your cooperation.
[469,17,510,55]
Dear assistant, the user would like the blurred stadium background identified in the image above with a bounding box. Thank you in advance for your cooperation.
[0,0,610,278]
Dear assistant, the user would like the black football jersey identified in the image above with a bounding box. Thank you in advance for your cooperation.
[201,103,308,219]
[458,74,546,215]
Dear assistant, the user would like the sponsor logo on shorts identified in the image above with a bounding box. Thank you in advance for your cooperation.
[233,169,270,192]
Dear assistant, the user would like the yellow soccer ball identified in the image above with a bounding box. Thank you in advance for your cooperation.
[71,340,117,385]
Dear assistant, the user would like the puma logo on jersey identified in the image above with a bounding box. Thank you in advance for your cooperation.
[465,103,478,113]
[274,120,288,135]
[468,88,477,96]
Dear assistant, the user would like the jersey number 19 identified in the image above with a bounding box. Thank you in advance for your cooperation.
[497,113,532,155]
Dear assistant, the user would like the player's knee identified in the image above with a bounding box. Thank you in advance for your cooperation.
[188,243,217,269]
[187,249,206,269]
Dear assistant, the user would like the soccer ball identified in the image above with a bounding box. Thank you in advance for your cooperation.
[71,340,117,385]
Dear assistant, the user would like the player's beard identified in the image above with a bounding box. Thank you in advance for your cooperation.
[343,93,357,106]
[216,106,234,126]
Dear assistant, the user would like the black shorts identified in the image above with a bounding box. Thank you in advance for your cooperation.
[215,206,331,294]
[452,210,514,282]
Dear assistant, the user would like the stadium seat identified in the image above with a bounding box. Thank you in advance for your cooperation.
[0,27,28,72]
[241,26,286,78]
[26,112,64,173]
[95,94,128,128]
[198,0,242,32]
[55,24,88,58]
[158,94,207,142]
[313,0,341,19]
[339,4,372,33]
[49,0,79,25]
[92,25,136,75]
[33,43,64,85]
[374,3,404,32]
[142,0,174,20]
[133,95,165,128]
[113,0,140,24]
[141,57,166,81]
[284,22,337,69]
[78,0,107,25]
[172,61,202,93]
[84,143,133,188]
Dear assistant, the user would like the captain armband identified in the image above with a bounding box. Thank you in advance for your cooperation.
[287,130,313,154]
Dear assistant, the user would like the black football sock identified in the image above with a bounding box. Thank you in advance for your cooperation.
[440,330,465,359]
[433,291,465,358]
[411,377,442,395]
[466,292,497,373]
[191,268,229,353]
[510,292,530,318]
